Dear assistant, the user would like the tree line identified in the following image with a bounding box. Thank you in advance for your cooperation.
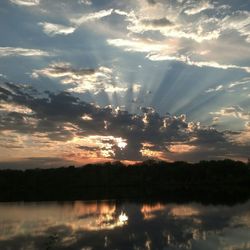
[0,159,250,203]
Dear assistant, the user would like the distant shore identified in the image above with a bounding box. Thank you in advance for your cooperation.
[1,159,250,204]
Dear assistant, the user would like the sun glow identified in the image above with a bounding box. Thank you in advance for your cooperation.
[79,211,128,231]
[170,206,200,217]
[0,0,249,165]
[64,135,128,162]
[81,114,93,121]
[0,102,33,114]
[140,142,170,161]
[169,144,197,153]
[118,212,128,224]
[64,202,129,231]
[116,138,127,149]
[141,203,166,220]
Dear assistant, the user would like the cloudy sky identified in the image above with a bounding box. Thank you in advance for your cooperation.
[0,0,250,168]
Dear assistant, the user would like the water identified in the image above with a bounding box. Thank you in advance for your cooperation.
[0,200,250,250]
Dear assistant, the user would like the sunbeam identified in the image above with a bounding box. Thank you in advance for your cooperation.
[0,0,249,165]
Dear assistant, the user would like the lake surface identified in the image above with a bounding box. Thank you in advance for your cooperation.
[1,200,250,250]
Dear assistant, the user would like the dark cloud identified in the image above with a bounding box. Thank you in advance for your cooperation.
[34,63,96,77]
[142,17,173,27]
[146,0,157,5]
[32,63,127,94]
[0,81,249,163]
[77,145,99,151]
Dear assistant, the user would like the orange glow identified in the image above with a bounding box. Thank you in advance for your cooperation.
[81,114,93,121]
[169,144,196,153]
[118,212,128,223]
[121,160,141,165]
[141,148,163,158]
[68,201,128,231]
[116,137,127,149]
[141,203,166,220]
[0,102,33,114]
[140,142,160,158]
[140,143,170,161]
[142,142,155,148]
[170,206,200,217]
[73,201,116,216]
[63,135,128,163]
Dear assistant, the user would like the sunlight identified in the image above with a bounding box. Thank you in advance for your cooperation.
[169,144,197,153]
[81,114,93,121]
[116,138,127,150]
[1,0,250,248]
[0,102,33,114]
[170,206,200,217]
[118,212,128,224]
[141,203,166,220]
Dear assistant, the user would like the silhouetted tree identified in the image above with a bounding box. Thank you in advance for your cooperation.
[0,159,250,203]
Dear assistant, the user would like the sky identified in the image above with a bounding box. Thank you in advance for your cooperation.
[0,0,250,168]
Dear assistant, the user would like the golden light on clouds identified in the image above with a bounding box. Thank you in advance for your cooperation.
[0,102,33,114]
[140,142,170,161]
[140,148,164,159]
[169,144,197,153]
[81,114,93,121]
[64,135,127,162]
[0,0,250,165]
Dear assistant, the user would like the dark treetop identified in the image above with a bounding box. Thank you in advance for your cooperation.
[1,159,250,203]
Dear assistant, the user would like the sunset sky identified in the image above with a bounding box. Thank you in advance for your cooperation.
[0,0,250,168]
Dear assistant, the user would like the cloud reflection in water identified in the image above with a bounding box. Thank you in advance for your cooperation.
[0,200,250,249]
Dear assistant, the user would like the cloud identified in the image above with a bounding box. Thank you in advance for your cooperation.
[205,85,224,93]
[33,62,96,78]
[39,9,113,37]
[1,82,250,163]
[210,106,250,121]
[184,1,214,15]
[78,0,92,5]
[32,62,128,94]
[70,9,113,26]
[228,77,250,89]
[9,0,39,6]
[114,5,219,42]
[0,47,50,57]
[1,0,250,164]
[210,105,250,137]
[227,121,250,146]
[0,102,33,114]
[39,22,76,36]
[141,17,173,27]
[146,0,156,5]
[205,77,250,94]
[221,10,250,43]
[107,37,178,54]
[107,38,250,72]
[131,84,141,92]
[181,60,250,73]
[110,1,250,72]
[147,54,250,72]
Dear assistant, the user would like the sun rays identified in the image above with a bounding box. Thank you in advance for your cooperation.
[0,0,249,165]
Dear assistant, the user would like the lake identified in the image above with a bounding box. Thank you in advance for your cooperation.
[1,200,250,250]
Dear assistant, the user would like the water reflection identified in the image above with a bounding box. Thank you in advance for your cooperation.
[0,200,250,249]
